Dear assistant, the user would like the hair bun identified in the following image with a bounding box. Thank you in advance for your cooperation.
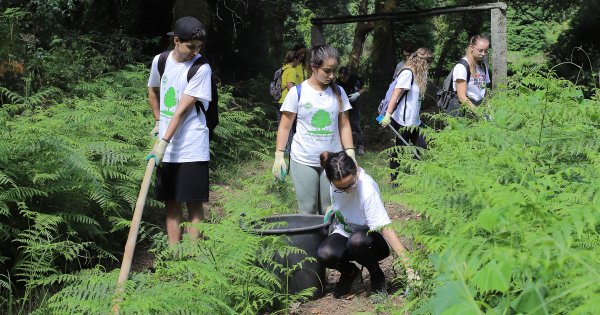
[319,151,331,167]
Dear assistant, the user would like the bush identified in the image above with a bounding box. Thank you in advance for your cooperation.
[386,69,600,314]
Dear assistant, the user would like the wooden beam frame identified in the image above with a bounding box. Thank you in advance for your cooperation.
[310,2,508,88]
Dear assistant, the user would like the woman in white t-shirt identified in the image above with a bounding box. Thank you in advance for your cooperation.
[272,44,355,215]
[316,151,416,298]
[379,48,433,184]
[446,34,491,117]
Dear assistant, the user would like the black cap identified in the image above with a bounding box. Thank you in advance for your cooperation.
[167,16,207,41]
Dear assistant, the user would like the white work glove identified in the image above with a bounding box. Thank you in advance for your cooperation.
[145,139,169,166]
[348,92,360,102]
[379,112,392,127]
[150,120,159,137]
[405,267,423,290]
[272,151,287,181]
[345,148,357,164]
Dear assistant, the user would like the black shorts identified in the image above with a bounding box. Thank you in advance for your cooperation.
[154,161,209,202]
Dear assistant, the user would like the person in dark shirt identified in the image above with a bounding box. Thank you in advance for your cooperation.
[336,66,366,155]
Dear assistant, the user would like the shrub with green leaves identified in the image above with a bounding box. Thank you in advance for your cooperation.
[0,64,272,313]
[386,70,600,314]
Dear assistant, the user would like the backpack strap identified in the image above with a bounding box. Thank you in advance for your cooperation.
[296,83,302,101]
[401,69,415,122]
[388,68,413,115]
[157,50,171,78]
[188,55,208,82]
[458,59,471,85]
[188,55,210,116]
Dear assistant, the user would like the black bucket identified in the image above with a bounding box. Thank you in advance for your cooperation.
[244,214,330,298]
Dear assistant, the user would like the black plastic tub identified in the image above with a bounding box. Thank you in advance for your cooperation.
[244,214,330,299]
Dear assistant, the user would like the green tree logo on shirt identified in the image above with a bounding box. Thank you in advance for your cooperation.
[161,87,176,116]
[309,109,333,135]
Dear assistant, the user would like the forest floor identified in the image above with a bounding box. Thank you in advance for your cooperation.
[130,127,419,314]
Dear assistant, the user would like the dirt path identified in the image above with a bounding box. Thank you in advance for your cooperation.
[128,154,420,314]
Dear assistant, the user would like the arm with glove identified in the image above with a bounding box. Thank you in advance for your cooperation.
[348,92,360,103]
[379,88,405,127]
[272,111,296,181]
[146,93,198,166]
[382,227,420,283]
[338,111,356,165]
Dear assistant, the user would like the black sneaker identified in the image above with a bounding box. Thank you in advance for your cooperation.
[333,264,360,298]
[370,268,387,294]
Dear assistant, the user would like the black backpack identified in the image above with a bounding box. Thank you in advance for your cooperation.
[269,67,284,101]
[157,50,219,140]
[436,59,473,111]
[269,65,292,101]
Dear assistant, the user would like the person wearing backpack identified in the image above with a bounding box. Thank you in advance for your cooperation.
[379,48,433,184]
[146,16,212,245]
[446,35,490,117]
[272,44,355,215]
[274,51,299,154]
[293,43,308,82]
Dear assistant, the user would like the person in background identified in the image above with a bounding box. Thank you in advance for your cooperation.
[392,43,416,80]
[317,150,417,298]
[293,43,308,82]
[336,66,366,155]
[276,51,299,154]
[146,16,212,245]
[446,34,490,117]
[379,48,433,185]
[272,44,355,215]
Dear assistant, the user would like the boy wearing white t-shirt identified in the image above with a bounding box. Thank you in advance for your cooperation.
[146,16,212,245]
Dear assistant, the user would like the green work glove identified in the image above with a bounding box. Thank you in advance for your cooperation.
[345,148,356,164]
[323,206,334,223]
[146,139,169,166]
[272,151,287,181]
[150,120,159,137]
[379,112,392,127]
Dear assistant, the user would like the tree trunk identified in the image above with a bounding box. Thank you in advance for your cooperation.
[369,0,398,102]
[371,0,398,79]
[270,0,287,66]
[172,0,211,27]
[347,0,373,73]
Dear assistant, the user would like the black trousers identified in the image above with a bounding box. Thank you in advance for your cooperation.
[317,231,390,275]
[390,121,427,182]
[348,102,363,147]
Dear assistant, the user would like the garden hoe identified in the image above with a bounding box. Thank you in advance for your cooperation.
[376,115,421,160]
[112,139,158,314]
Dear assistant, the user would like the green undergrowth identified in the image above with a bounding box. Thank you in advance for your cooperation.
[383,69,600,314]
[0,64,273,314]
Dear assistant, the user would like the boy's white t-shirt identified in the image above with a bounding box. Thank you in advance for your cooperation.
[147,52,212,162]
[452,57,490,103]
[280,81,352,167]
[330,169,392,238]
[391,69,421,127]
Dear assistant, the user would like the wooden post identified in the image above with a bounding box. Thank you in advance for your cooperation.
[490,5,507,89]
[311,24,325,47]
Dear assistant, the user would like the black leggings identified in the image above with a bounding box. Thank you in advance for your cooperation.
[317,231,390,275]
[390,121,427,182]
